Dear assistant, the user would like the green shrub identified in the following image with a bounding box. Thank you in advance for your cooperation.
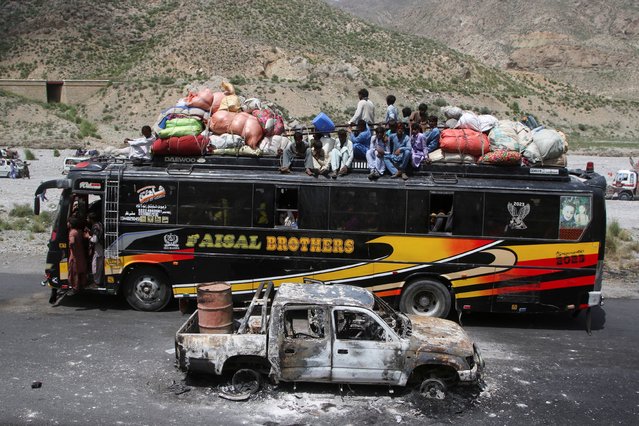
[53,149,60,157]
[433,98,448,107]
[24,149,36,160]
[9,203,33,218]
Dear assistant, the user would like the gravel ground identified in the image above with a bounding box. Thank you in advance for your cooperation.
[0,150,637,297]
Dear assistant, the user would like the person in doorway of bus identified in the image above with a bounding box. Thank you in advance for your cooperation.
[329,129,353,179]
[280,127,314,175]
[115,125,157,160]
[349,119,372,161]
[560,202,577,228]
[366,126,390,180]
[85,212,104,288]
[349,88,375,126]
[67,216,88,296]
[385,95,399,125]
[385,123,411,180]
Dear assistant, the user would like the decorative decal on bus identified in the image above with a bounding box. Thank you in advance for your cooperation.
[138,185,166,204]
[506,202,530,230]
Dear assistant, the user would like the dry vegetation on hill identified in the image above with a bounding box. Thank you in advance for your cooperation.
[0,0,638,150]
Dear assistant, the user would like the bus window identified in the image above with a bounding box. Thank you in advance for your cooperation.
[453,192,484,236]
[276,187,299,228]
[254,185,274,228]
[484,193,559,239]
[429,193,453,233]
[330,188,405,232]
[179,182,251,227]
[407,190,429,234]
[559,195,591,240]
[299,187,328,230]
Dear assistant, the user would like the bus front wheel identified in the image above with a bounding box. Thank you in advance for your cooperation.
[400,279,451,318]
[124,267,172,312]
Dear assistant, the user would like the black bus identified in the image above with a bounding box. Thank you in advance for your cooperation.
[35,155,606,318]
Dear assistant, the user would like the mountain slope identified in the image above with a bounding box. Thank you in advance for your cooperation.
[0,0,637,149]
[329,0,639,100]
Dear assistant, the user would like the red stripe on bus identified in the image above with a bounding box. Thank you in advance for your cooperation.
[493,275,595,296]
[375,289,402,298]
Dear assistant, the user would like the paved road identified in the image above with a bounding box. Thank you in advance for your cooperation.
[1,272,637,425]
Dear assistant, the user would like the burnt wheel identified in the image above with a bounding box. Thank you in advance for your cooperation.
[124,267,171,311]
[419,378,447,400]
[232,369,261,395]
[399,279,451,318]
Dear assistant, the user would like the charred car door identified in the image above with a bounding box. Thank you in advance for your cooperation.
[330,307,404,384]
[278,305,332,382]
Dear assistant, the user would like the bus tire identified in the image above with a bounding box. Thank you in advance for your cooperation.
[124,266,172,312]
[399,279,451,318]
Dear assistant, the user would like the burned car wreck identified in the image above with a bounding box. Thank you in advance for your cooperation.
[175,282,484,398]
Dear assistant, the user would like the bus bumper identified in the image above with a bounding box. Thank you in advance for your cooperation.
[588,291,602,307]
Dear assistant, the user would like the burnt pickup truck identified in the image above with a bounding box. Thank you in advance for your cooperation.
[175,282,484,397]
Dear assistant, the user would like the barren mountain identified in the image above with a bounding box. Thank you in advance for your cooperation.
[329,0,639,100]
[0,0,638,150]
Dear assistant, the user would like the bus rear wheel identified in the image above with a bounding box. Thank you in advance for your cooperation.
[400,279,451,318]
[124,267,171,312]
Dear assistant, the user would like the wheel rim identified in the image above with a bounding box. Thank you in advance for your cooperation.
[232,369,261,394]
[133,274,162,303]
[420,378,446,400]
[412,290,439,315]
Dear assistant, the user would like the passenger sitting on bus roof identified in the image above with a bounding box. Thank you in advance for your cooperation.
[349,119,372,161]
[366,126,390,181]
[385,123,410,180]
[423,115,441,154]
[329,129,353,179]
[310,136,330,177]
[401,106,412,129]
[112,125,157,161]
[410,123,427,169]
[409,103,428,135]
[349,88,375,126]
[385,95,399,124]
[280,127,314,175]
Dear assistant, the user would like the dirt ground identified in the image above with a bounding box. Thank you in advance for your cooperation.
[0,150,637,298]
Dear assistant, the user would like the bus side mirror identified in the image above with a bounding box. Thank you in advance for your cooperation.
[34,196,40,216]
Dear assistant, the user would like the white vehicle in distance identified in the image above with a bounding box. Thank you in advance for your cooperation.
[62,157,90,175]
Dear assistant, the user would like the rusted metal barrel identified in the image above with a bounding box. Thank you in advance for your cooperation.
[197,282,233,334]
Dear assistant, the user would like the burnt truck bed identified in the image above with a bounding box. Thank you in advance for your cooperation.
[175,310,267,374]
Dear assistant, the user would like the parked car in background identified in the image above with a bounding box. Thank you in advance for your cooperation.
[0,158,23,178]
[62,157,89,175]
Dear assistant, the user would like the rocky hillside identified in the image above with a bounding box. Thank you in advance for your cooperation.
[0,0,638,151]
[329,0,639,101]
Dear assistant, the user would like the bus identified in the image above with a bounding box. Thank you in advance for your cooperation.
[34,155,606,318]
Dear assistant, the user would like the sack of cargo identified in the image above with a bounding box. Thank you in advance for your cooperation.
[489,120,531,152]
[209,133,245,150]
[456,111,482,132]
[242,98,262,113]
[185,88,214,110]
[213,145,262,157]
[209,110,264,148]
[429,149,475,164]
[152,135,207,156]
[441,106,463,120]
[521,128,566,163]
[439,128,489,157]
[540,153,567,167]
[252,108,285,137]
[478,114,498,132]
[157,123,203,138]
[165,117,203,128]
[219,95,241,112]
[259,135,292,156]
[478,150,521,165]
[210,92,225,113]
